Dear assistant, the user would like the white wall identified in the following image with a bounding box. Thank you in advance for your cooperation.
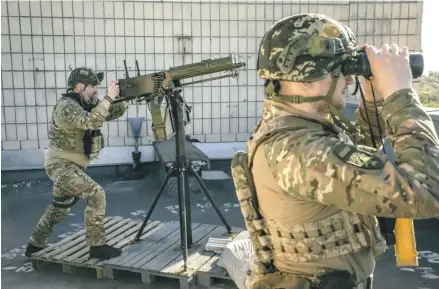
[1,0,423,151]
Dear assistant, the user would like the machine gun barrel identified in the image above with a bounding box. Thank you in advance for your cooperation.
[169,54,245,80]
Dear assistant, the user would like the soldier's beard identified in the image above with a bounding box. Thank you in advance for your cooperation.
[313,91,346,116]
[82,95,91,102]
[81,92,97,103]
[330,89,347,110]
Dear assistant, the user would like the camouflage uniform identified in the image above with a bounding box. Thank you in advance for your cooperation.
[27,68,128,251]
[231,14,439,289]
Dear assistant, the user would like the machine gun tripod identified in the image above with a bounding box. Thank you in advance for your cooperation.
[113,54,246,270]
[131,82,233,270]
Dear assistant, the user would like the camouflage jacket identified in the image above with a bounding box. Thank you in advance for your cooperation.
[46,94,128,168]
[251,88,439,219]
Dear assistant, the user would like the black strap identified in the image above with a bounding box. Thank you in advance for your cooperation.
[52,196,80,209]
[377,217,396,245]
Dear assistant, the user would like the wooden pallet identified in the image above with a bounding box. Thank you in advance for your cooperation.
[30,215,247,289]
[104,221,243,289]
[197,230,250,287]
[30,216,162,278]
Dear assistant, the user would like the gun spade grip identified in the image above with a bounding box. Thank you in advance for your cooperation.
[394,218,418,267]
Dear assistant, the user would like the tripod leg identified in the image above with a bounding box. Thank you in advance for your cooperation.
[134,171,172,242]
[183,165,192,246]
[189,166,233,233]
[177,169,189,270]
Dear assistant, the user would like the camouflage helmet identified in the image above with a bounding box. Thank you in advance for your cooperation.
[257,13,358,83]
[67,67,104,90]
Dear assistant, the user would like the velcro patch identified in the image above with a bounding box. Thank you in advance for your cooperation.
[79,69,89,75]
[332,143,384,170]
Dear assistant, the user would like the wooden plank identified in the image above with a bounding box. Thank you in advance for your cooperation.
[31,215,245,288]
[138,223,217,273]
[127,224,185,269]
[29,217,130,280]
[199,256,231,285]
[197,229,249,286]
[39,217,122,260]
[34,217,123,260]
[178,226,243,276]
[64,219,140,263]
[105,221,182,269]
[103,222,215,289]
[83,220,162,266]
[161,225,236,277]
[198,255,220,274]
[32,217,117,258]
[111,220,164,248]
[53,217,132,261]
[197,255,231,287]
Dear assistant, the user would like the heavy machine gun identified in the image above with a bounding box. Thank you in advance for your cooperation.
[115,53,246,270]
[114,53,245,104]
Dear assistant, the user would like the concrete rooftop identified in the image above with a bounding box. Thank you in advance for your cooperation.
[2,160,439,289]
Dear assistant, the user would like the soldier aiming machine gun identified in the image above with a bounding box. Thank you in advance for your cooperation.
[114,54,246,270]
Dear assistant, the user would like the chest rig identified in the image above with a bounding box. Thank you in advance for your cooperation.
[230,114,387,282]
[48,93,104,160]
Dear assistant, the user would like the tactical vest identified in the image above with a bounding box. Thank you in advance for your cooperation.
[231,114,387,276]
[48,94,104,160]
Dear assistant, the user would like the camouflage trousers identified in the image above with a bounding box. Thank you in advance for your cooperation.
[28,161,106,248]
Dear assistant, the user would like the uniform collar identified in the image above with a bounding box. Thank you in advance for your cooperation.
[261,99,337,132]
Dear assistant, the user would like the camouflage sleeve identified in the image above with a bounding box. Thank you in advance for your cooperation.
[263,89,439,219]
[351,100,387,148]
[54,98,110,130]
[105,102,128,121]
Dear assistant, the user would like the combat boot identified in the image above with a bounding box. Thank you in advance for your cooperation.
[25,243,45,257]
[89,244,122,260]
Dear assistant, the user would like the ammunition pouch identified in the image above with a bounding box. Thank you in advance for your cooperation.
[319,272,372,289]
[48,127,104,160]
[231,151,276,275]
[317,271,357,289]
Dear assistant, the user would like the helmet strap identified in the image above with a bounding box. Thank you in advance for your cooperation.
[264,66,360,135]
[264,66,343,105]
[264,81,325,104]
[324,65,341,104]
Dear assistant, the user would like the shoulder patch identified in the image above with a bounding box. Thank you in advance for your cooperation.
[332,142,384,170]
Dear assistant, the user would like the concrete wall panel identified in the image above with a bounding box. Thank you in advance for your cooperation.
[1,0,426,152]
